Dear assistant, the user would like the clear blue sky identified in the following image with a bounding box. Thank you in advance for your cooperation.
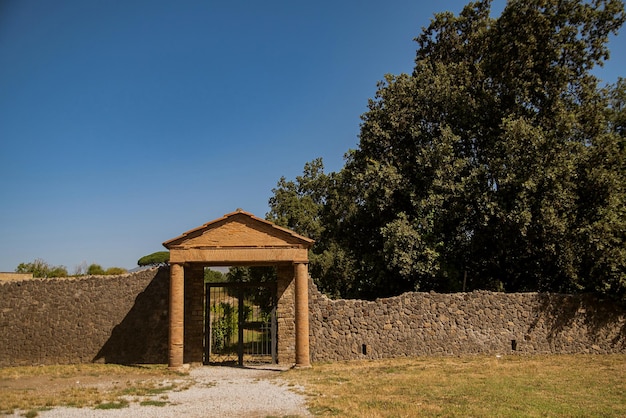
[1,0,624,272]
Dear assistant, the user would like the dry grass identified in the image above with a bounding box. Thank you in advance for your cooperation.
[283,354,626,417]
[0,364,186,415]
[2,355,624,417]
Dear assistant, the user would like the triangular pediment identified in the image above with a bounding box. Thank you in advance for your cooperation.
[163,210,314,250]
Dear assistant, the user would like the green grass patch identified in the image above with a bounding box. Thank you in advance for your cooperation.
[139,400,169,407]
[94,400,129,410]
[121,383,175,397]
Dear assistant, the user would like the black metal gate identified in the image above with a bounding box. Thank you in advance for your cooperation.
[205,282,277,365]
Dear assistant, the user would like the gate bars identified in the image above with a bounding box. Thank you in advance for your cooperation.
[205,282,277,366]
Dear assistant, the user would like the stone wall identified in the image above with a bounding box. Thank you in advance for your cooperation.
[309,282,626,361]
[1,268,625,368]
[0,268,169,367]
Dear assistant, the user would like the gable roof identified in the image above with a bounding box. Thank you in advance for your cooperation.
[162,209,314,250]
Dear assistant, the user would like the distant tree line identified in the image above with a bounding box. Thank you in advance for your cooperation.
[267,0,626,302]
[15,259,127,278]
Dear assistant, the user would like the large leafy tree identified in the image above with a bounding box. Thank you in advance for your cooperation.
[269,0,626,300]
[267,158,328,241]
[267,158,360,297]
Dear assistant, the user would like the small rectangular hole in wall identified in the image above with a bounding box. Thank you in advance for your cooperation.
[511,339,517,351]
[362,344,367,355]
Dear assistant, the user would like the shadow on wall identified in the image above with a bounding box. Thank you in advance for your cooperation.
[93,267,170,364]
[529,293,626,351]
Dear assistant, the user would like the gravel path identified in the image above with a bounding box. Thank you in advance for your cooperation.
[23,366,311,418]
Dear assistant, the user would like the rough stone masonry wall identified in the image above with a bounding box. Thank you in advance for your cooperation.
[309,282,626,361]
[0,268,169,367]
[2,267,625,368]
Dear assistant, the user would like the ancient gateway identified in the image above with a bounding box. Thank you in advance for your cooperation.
[162,210,314,369]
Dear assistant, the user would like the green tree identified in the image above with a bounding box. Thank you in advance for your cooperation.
[574,77,626,296]
[16,259,49,278]
[267,159,360,297]
[204,268,225,283]
[16,259,68,278]
[351,0,625,297]
[267,158,328,241]
[87,264,105,275]
[137,251,170,267]
[269,0,626,300]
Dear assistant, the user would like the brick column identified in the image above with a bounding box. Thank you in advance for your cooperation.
[276,265,296,364]
[294,262,311,367]
[169,262,184,369]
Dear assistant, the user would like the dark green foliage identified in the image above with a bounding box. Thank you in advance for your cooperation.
[268,0,625,301]
[94,401,129,410]
[225,266,276,284]
[137,251,169,267]
[226,266,276,313]
[267,158,328,242]
[211,302,236,352]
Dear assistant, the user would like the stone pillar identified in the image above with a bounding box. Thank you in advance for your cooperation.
[294,262,311,367]
[169,262,184,369]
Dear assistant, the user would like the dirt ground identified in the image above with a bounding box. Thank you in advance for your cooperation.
[0,364,311,417]
[1,369,167,394]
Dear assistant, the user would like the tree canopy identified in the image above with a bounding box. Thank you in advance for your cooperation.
[204,268,226,283]
[87,264,105,275]
[268,0,626,301]
[137,251,170,267]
